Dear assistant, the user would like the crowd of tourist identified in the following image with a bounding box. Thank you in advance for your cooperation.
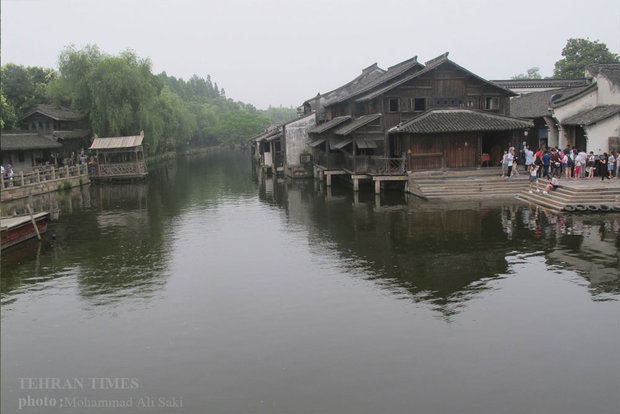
[502,143,619,196]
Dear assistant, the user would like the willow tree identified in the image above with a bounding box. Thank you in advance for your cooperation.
[49,46,171,152]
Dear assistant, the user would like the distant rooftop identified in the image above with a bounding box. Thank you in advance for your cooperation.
[20,104,87,122]
[491,79,588,90]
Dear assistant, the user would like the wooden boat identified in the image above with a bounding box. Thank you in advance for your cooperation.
[1,212,50,250]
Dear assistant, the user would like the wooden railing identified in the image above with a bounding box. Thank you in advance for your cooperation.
[1,165,88,190]
[92,162,147,177]
[315,152,344,170]
[344,155,407,175]
[407,152,444,171]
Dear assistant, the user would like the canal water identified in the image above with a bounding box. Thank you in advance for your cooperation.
[2,151,619,414]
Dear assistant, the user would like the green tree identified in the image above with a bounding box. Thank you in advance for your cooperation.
[553,38,619,79]
[209,110,269,146]
[0,63,56,126]
[263,105,298,123]
[0,93,17,129]
[511,67,542,80]
[47,44,103,108]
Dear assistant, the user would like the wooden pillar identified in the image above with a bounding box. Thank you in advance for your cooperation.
[375,179,381,194]
[353,177,359,192]
[326,173,332,187]
[20,171,24,186]
[36,169,40,183]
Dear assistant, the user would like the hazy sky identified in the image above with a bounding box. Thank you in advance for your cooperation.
[2,0,619,109]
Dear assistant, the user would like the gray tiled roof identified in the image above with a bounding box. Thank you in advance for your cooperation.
[20,104,87,122]
[305,63,386,107]
[562,105,620,126]
[510,86,586,118]
[308,116,351,134]
[390,109,533,134]
[53,129,91,140]
[1,132,62,151]
[325,56,424,106]
[250,125,282,142]
[491,79,587,90]
[355,53,515,103]
[586,63,620,86]
[550,83,598,107]
[334,114,382,136]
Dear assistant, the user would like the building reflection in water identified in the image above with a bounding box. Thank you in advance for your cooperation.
[258,176,620,316]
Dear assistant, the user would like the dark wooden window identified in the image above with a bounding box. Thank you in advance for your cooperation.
[414,98,426,111]
[485,97,499,110]
[389,98,399,112]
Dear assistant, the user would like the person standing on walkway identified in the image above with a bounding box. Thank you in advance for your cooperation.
[600,153,609,181]
[501,150,509,177]
[542,150,551,179]
[587,151,596,178]
[562,150,571,179]
[607,151,616,179]
[528,164,540,193]
[578,149,587,178]
[574,149,583,179]
[535,147,544,177]
[524,145,534,172]
[550,148,561,177]
[511,149,519,177]
[506,149,514,178]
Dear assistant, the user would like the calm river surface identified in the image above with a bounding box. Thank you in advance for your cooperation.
[2,151,620,414]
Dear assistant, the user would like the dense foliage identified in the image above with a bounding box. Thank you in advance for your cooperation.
[1,45,297,153]
[553,38,619,79]
[0,63,56,129]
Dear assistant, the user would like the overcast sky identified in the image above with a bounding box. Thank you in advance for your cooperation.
[2,0,619,109]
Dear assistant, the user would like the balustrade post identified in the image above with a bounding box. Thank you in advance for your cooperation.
[51,167,56,180]
[20,171,24,186]
[1,175,4,190]
[36,169,41,183]
[66,165,70,177]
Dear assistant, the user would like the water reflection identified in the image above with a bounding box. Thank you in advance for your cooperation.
[1,152,264,311]
[257,175,620,316]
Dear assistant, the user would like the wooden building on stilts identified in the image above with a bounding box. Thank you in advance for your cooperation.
[88,131,148,181]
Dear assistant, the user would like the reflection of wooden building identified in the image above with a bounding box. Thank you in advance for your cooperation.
[89,131,147,180]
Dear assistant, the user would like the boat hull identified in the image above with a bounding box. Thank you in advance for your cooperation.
[1,213,50,250]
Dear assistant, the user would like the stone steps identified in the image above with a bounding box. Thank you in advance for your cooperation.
[516,184,620,211]
[409,172,529,200]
